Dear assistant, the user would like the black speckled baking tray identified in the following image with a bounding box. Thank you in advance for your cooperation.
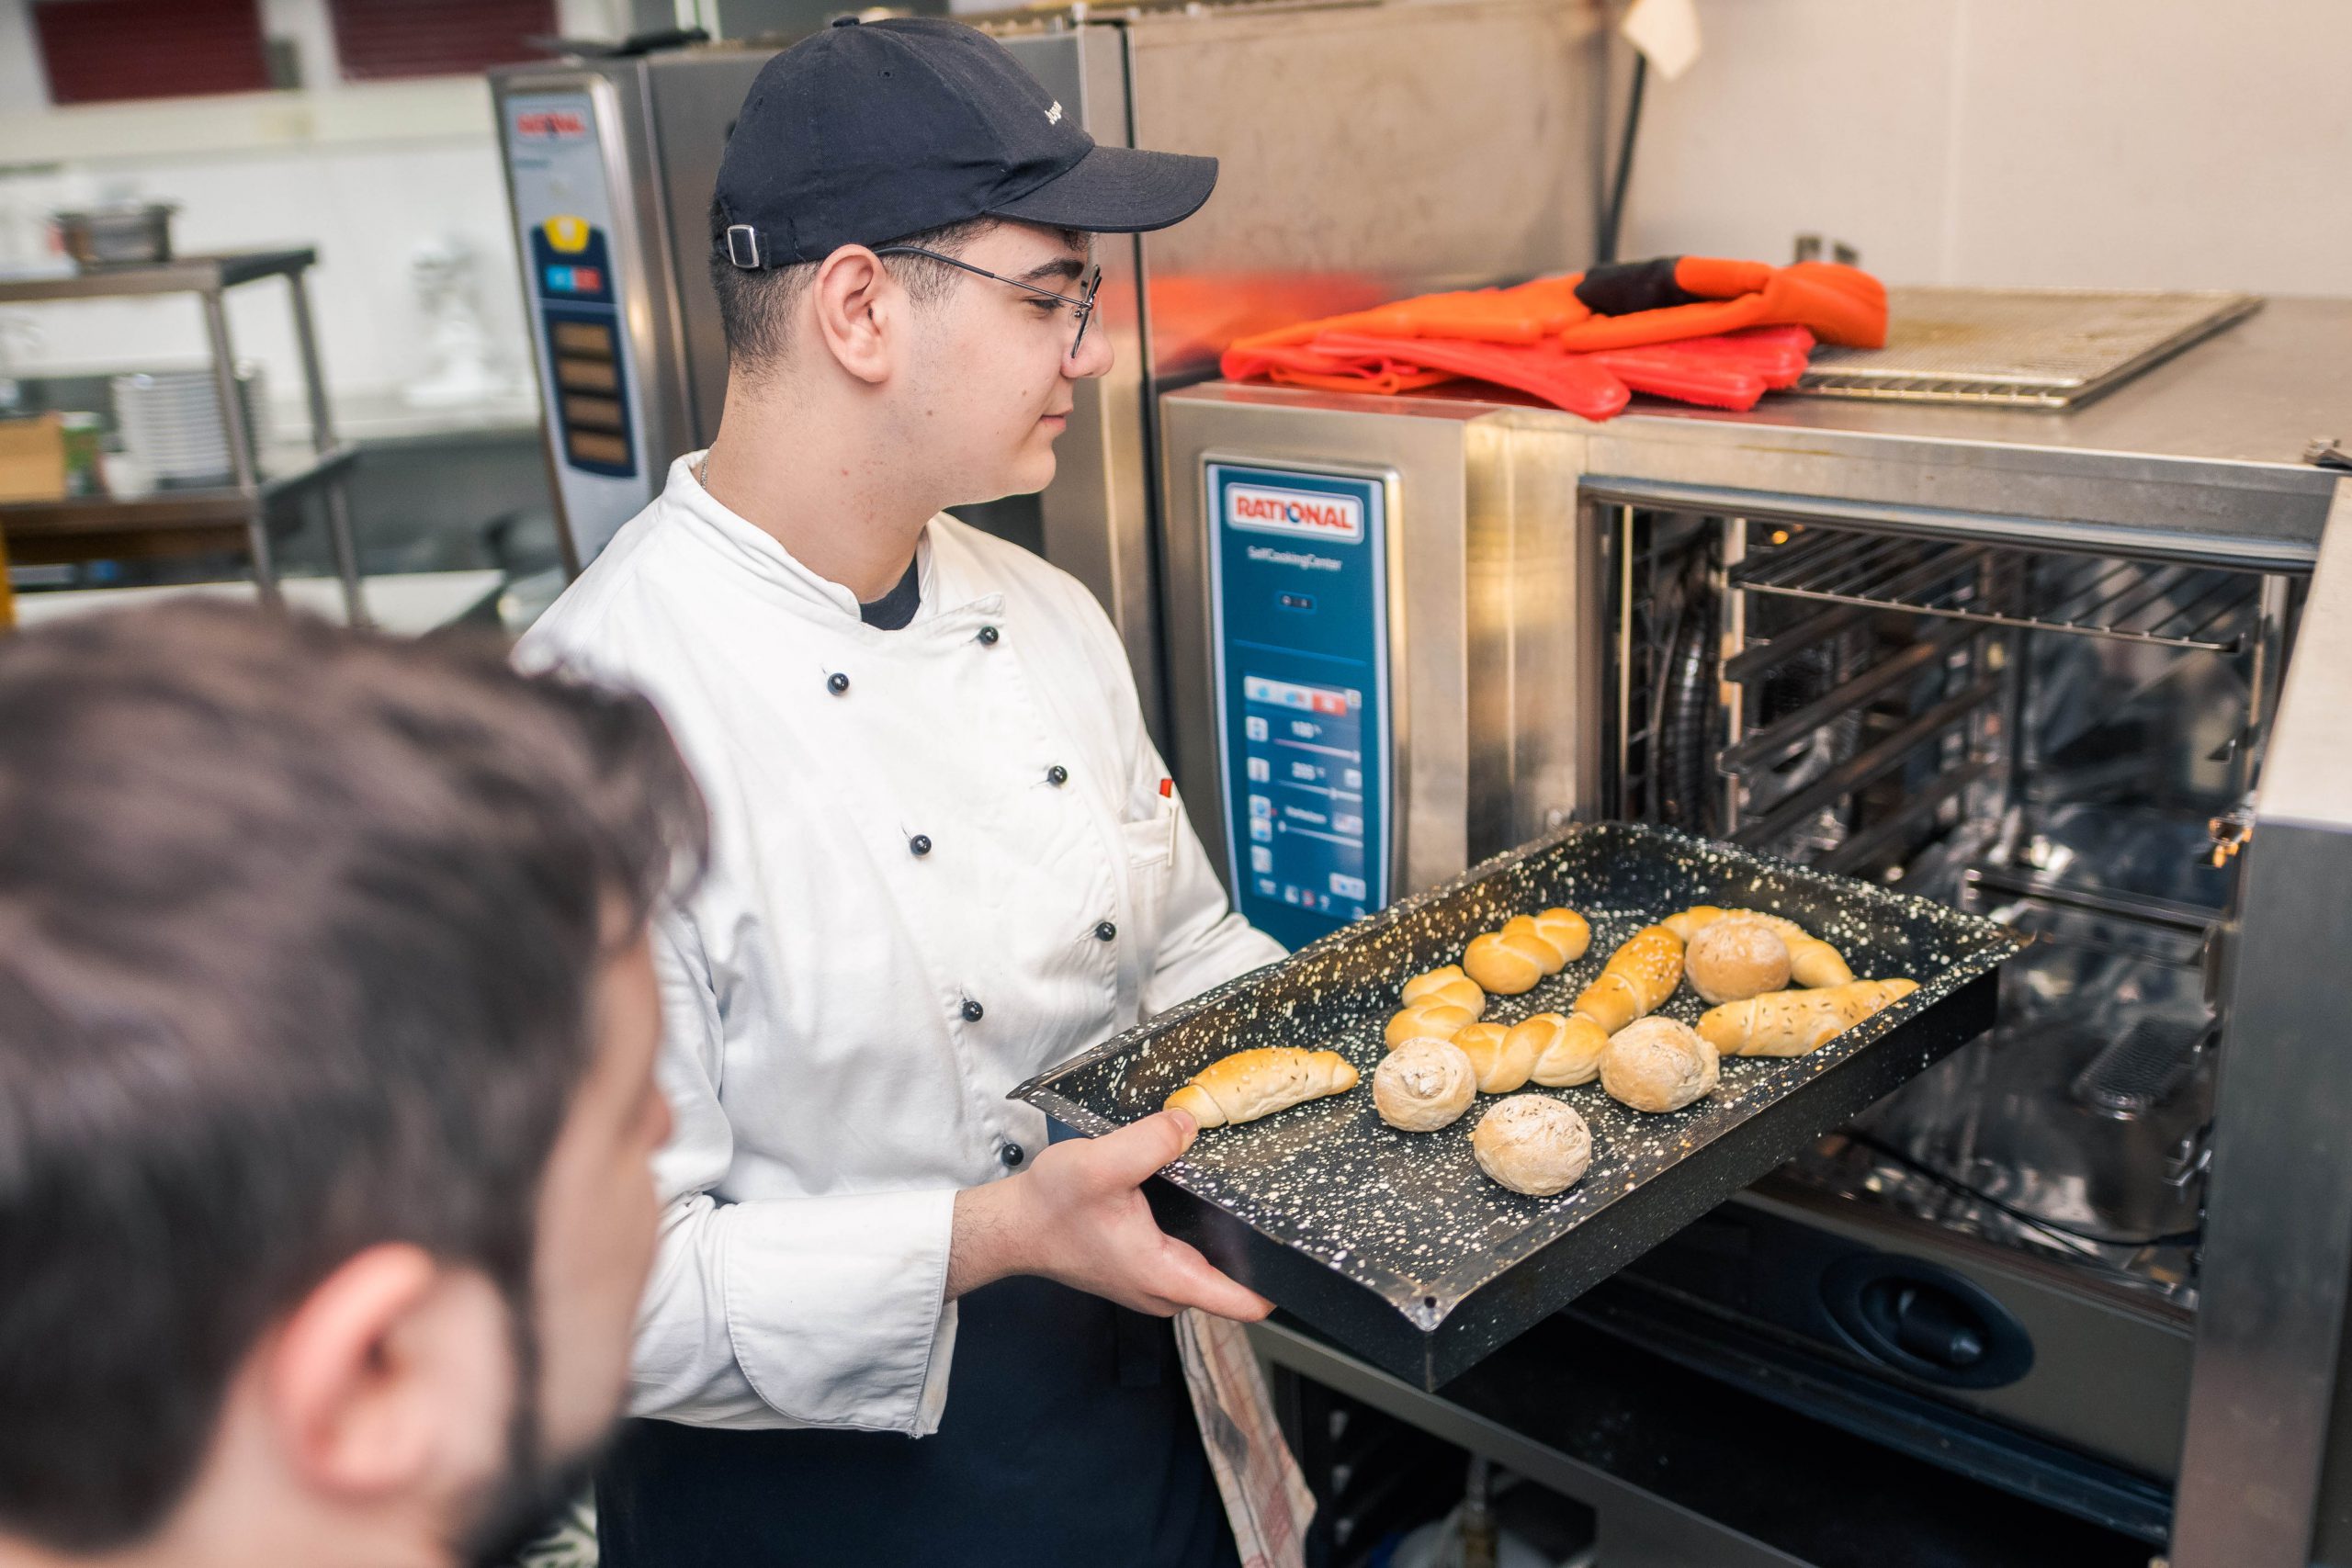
[1011,821,2022,1390]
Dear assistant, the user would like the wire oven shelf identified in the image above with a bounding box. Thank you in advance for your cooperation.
[1728,526,2259,653]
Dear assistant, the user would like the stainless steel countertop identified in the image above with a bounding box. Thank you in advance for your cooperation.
[1618,296,2347,477]
[1181,297,2351,566]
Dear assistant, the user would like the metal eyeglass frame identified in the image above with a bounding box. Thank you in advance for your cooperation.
[872,244,1103,359]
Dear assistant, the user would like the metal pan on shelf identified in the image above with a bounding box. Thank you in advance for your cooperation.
[1012,821,2022,1390]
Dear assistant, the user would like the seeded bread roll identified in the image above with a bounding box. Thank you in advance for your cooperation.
[1509,1010,1611,1089]
[1472,1096,1594,1197]
[1166,1046,1359,1128]
[1374,1039,1477,1131]
[1570,924,1685,1033]
[1684,916,1792,1005]
[1599,1017,1719,1114]
[1452,1021,1532,1094]
[1697,978,1919,1057]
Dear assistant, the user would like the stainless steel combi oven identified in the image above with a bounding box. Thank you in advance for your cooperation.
[492,0,1607,735]
[1158,299,2352,1567]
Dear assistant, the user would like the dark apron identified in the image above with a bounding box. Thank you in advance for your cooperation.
[596,1274,1242,1568]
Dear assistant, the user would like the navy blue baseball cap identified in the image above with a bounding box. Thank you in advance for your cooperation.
[715,17,1218,268]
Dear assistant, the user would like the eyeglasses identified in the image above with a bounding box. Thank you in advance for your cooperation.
[872,245,1103,360]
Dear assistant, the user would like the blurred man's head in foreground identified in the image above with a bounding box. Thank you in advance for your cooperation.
[0,603,705,1567]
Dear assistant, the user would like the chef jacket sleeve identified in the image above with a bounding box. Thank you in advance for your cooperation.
[628,909,961,1434]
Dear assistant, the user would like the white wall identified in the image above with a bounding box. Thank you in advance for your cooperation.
[0,0,629,431]
[1618,0,2352,296]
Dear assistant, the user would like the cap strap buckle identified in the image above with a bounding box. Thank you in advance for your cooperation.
[725,223,763,269]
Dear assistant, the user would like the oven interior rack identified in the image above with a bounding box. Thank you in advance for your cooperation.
[1729,525,2261,654]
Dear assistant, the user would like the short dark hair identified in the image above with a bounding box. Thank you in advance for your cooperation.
[0,603,706,1552]
[707,202,997,372]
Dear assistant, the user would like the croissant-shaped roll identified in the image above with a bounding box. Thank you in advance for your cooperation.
[1568,924,1684,1033]
[1166,1046,1360,1128]
[1374,1039,1477,1131]
[1385,998,1477,1049]
[1463,906,1592,995]
[1513,1011,1611,1088]
[1452,1021,1534,1094]
[1661,905,1731,944]
[1696,978,1917,1057]
[1399,964,1486,1018]
[1667,906,1855,989]
[1741,913,1857,989]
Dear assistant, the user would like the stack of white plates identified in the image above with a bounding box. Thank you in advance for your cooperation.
[110,366,267,488]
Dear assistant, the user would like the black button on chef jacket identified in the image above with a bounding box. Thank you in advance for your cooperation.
[594,560,1242,1568]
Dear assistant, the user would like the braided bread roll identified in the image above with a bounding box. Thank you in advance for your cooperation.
[1697,978,1917,1057]
[1166,1046,1359,1128]
[1509,1011,1611,1089]
[1569,924,1684,1033]
[1666,906,1854,989]
[1385,998,1477,1050]
[1399,964,1486,1017]
[1452,1021,1532,1094]
[1374,1039,1477,1131]
[1461,908,1591,995]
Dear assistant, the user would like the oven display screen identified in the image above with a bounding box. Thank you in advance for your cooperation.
[1207,462,1392,951]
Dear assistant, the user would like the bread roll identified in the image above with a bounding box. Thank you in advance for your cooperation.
[1463,931,1550,995]
[1685,917,1792,1005]
[1472,1096,1593,1197]
[1374,1039,1477,1131]
[1453,1021,1533,1094]
[1746,913,1857,988]
[1510,1010,1611,1089]
[1399,964,1486,1018]
[1667,906,1854,989]
[1385,998,1476,1049]
[1569,924,1684,1033]
[1510,908,1592,965]
[1697,978,1918,1057]
[1167,1047,1359,1128]
[1599,1017,1719,1113]
[1461,907,1591,994]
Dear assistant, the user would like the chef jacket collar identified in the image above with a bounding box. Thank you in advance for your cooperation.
[668,451,1001,628]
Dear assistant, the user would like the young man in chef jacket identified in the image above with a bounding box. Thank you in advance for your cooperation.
[517,17,1313,1568]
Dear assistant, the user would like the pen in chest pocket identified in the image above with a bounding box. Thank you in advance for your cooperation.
[1159,776,1178,864]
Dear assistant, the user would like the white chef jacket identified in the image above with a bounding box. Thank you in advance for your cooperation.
[519,454,1283,1436]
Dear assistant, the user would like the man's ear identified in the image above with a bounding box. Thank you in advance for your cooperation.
[807,245,902,386]
[261,1244,513,1504]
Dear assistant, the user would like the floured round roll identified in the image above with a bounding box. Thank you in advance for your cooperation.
[1400,964,1486,1018]
[1472,1096,1593,1196]
[1385,998,1476,1049]
[1685,916,1792,1005]
[1374,1039,1477,1132]
[1600,1016,1719,1113]
[1452,1021,1532,1094]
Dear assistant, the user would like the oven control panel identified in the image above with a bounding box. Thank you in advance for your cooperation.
[502,85,649,564]
[1206,461,1394,951]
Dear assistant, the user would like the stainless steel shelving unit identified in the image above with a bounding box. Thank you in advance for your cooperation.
[0,249,367,623]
